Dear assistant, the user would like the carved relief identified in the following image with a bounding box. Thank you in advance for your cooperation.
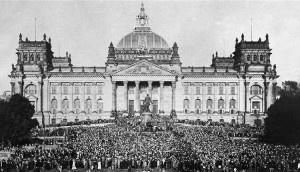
[126,65,162,74]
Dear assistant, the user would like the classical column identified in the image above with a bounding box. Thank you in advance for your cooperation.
[148,81,153,98]
[159,81,164,113]
[225,83,229,112]
[202,83,206,112]
[70,82,74,112]
[18,81,24,96]
[81,82,85,113]
[92,82,97,113]
[58,82,62,113]
[112,81,117,112]
[135,81,140,113]
[171,81,176,111]
[124,81,128,111]
[190,83,194,113]
[10,82,15,95]
[214,82,218,113]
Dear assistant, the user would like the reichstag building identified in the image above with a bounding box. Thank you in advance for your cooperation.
[9,4,278,126]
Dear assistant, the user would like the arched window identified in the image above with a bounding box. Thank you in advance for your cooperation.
[253,55,257,61]
[195,99,201,114]
[260,55,264,61]
[251,85,263,95]
[62,99,69,114]
[74,98,80,108]
[97,99,103,113]
[206,99,213,109]
[218,99,225,114]
[86,98,92,114]
[30,54,34,61]
[25,84,36,95]
[36,54,40,61]
[23,54,28,61]
[230,99,236,109]
[218,99,224,109]
[247,55,251,61]
[51,98,57,108]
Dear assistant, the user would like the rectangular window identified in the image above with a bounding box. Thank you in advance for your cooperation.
[207,87,212,95]
[219,87,224,95]
[63,86,68,94]
[75,86,80,94]
[184,86,189,95]
[86,86,91,94]
[51,87,56,94]
[230,87,235,95]
[98,86,103,95]
[195,86,201,95]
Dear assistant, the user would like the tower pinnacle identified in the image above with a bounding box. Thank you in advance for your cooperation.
[136,3,149,27]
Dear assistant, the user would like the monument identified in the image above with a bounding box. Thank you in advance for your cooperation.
[141,94,152,124]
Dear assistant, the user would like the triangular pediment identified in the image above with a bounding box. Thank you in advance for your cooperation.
[113,60,176,76]
[249,95,262,100]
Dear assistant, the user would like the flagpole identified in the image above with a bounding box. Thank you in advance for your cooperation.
[35,18,36,41]
[251,18,252,41]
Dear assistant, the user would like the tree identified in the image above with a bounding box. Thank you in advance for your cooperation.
[0,94,38,146]
[263,81,300,145]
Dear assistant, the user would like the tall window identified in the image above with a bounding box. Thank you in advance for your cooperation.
[206,99,213,109]
[183,99,190,113]
[75,86,80,94]
[23,54,28,61]
[86,86,92,94]
[63,86,68,94]
[195,86,201,95]
[183,99,190,109]
[86,98,92,109]
[51,99,57,108]
[260,55,264,61]
[230,99,236,109]
[230,87,235,95]
[247,55,251,61]
[195,99,201,109]
[25,84,36,95]
[62,99,69,109]
[74,98,80,108]
[252,101,260,114]
[207,87,212,95]
[62,99,69,114]
[184,86,189,95]
[253,55,257,61]
[97,99,103,113]
[51,87,57,94]
[251,85,262,95]
[219,87,224,95]
[218,99,224,109]
[86,98,92,114]
[97,86,103,95]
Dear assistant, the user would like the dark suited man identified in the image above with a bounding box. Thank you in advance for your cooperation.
[143,94,152,112]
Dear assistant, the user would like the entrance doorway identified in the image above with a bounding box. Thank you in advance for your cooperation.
[129,100,134,115]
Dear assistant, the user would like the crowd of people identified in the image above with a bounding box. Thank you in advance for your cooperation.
[1,116,300,172]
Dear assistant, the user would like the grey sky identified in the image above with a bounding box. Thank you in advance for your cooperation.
[0,1,300,93]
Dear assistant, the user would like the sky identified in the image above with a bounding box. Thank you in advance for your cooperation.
[0,1,300,93]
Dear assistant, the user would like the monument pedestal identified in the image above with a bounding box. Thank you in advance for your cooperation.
[141,112,152,124]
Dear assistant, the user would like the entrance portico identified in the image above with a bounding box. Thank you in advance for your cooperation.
[111,60,177,115]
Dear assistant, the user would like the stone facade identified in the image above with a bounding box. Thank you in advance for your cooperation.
[9,4,278,126]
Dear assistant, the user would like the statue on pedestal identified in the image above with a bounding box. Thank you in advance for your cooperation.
[143,94,152,113]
